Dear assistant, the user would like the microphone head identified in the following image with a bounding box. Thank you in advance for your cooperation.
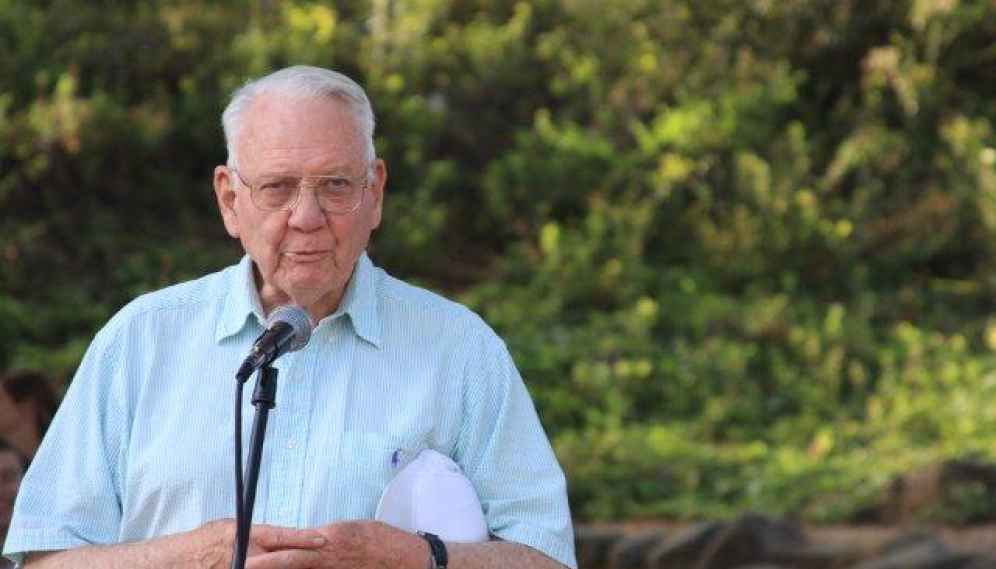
[265,304,313,352]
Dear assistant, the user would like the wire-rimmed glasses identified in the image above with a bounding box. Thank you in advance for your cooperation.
[230,167,370,215]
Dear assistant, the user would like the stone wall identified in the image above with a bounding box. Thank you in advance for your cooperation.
[572,459,996,569]
[575,514,996,569]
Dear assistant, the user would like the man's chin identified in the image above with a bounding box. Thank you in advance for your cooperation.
[284,284,344,310]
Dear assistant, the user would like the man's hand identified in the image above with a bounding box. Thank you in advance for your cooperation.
[24,520,568,569]
[190,519,330,568]
[243,521,571,569]
[23,519,329,569]
[245,521,427,569]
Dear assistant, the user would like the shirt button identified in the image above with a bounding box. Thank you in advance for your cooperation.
[290,372,302,383]
[285,439,296,450]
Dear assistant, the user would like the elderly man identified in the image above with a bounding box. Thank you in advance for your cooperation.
[3,66,576,569]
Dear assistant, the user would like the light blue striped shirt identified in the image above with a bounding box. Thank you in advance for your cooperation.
[3,254,576,568]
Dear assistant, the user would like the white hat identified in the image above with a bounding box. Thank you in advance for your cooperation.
[375,449,490,543]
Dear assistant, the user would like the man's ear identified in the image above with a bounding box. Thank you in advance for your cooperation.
[369,159,387,230]
[214,166,240,238]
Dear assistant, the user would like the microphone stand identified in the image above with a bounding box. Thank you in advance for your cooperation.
[231,363,278,569]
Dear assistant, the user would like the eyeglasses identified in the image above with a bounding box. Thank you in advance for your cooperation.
[230,168,370,214]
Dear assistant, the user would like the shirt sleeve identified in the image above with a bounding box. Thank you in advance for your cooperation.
[455,328,578,569]
[3,319,130,565]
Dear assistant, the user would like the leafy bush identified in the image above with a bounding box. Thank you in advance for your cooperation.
[3,0,996,523]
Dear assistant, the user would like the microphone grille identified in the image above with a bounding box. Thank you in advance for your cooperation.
[265,304,313,352]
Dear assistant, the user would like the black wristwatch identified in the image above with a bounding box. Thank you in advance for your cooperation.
[417,531,448,569]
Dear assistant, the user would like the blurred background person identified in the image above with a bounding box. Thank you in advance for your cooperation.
[0,371,59,462]
[0,440,25,569]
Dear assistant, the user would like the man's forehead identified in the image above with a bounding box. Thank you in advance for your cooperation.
[244,93,360,131]
[236,97,368,167]
[240,144,367,171]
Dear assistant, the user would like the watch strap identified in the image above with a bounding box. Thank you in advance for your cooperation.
[417,531,448,569]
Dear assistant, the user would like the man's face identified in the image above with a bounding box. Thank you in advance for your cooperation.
[0,450,23,534]
[214,94,386,319]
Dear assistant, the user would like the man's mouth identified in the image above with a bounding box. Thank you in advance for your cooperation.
[284,250,329,262]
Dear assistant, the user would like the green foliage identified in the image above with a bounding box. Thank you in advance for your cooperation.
[3,0,996,523]
[921,479,996,525]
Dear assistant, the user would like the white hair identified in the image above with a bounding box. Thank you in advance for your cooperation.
[222,65,377,169]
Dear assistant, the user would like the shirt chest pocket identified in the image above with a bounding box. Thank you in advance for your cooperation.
[330,431,426,518]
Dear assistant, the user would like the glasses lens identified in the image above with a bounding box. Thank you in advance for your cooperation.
[312,176,362,213]
[251,175,300,211]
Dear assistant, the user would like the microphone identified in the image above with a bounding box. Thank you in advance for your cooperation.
[236,305,313,381]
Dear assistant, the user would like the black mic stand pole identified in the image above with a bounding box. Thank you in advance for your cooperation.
[231,364,278,569]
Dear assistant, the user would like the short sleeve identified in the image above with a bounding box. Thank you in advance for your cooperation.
[3,320,131,565]
[455,330,577,569]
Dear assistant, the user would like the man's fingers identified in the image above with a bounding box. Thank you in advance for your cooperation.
[245,548,321,569]
[250,524,327,551]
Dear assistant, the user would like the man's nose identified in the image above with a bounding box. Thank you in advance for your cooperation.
[288,186,327,229]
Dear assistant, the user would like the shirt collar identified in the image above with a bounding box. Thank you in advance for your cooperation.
[215,255,266,344]
[214,253,382,348]
[328,252,382,348]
